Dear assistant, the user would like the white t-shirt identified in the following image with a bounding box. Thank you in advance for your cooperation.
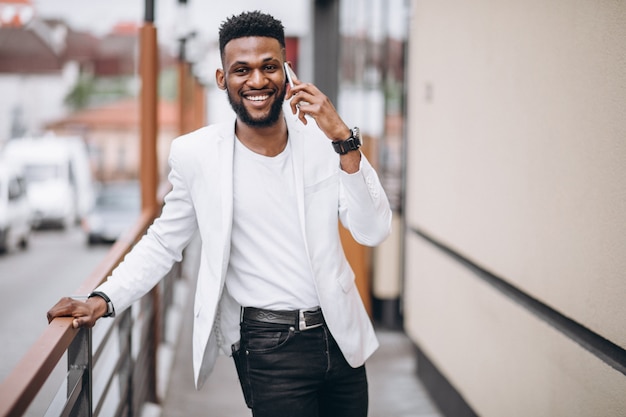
[224,137,320,310]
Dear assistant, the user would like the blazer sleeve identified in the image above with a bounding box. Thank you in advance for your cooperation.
[338,154,392,246]
[95,146,199,314]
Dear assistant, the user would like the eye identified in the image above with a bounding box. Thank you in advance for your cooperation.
[233,67,249,75]
[264,64,278,72]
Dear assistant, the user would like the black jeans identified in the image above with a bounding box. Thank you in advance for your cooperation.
[232,317,368,417]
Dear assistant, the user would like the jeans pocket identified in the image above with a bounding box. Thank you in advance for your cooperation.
[232,341,254,408]
[242,325,295,354]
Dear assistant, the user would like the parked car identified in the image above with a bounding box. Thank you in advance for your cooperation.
[2,136,95,229]
[83,181,140,245]
[0,162,31,253]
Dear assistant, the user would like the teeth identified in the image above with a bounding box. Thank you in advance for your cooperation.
[246,95,269,102]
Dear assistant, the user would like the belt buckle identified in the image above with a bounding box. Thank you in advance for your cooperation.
[298,308,322,331]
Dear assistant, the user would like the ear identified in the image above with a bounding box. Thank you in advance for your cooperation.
[215,68,226,90]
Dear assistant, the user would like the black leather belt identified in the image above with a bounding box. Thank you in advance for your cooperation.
[242,306,324,331]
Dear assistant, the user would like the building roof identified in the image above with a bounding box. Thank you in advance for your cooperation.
[0,7,174,76]
[0,0,34,28]
[0,24,62,72]
[45,97,178,131]
[62,24,99,63]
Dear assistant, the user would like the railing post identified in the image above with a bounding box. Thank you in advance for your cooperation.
[139,0,161,404]
[117,310,134,416]
[139,0,159,214]
[67,328,92,417]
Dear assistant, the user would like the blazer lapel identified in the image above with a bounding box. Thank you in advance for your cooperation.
[216,121,236,277]
[285,110,309,253]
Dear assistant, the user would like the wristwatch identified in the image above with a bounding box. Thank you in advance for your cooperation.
[332,127,362,155]
[88,291,115,317]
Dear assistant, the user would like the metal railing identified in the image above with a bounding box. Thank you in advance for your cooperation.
[0,201,190,416]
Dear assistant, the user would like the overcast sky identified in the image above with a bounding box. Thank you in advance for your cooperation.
[33,0,311,39]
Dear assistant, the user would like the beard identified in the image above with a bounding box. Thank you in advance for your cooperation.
[226,86,286,128]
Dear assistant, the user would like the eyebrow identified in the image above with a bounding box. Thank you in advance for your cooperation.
[230,56,279,68]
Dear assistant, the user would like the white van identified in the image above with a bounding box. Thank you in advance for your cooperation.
[2,136,95,228]
[0,161,31,252]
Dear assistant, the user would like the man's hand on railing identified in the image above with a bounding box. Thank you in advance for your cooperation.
[46,296,108,329]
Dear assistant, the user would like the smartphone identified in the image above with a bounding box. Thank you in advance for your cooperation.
[284,62,296,88]
[284,62,309,111]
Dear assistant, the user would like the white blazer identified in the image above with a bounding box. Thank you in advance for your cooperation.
[96,107,392,388]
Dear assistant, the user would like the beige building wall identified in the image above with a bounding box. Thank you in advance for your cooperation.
[403,0,626,415]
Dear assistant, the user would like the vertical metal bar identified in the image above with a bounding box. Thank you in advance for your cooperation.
[67,328,92,417]
[144,0,155,23]
[118,310,134,415]
[149,287,161,404]
[313,0,340,103]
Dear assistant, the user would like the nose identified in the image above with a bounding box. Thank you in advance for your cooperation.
[247,69,267,88]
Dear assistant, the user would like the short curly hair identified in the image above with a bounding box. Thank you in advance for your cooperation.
[218,11,285,58]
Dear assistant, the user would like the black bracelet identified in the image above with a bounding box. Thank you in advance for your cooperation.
[88,291,115,318]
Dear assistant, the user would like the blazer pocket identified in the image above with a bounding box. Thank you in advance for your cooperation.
[304,175,336,195]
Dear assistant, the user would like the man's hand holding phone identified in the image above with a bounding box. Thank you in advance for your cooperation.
[284,62,351,144]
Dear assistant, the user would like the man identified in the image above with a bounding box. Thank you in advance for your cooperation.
[47,11,391,417]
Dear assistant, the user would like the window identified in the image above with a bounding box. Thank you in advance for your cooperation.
[8,177,25,201]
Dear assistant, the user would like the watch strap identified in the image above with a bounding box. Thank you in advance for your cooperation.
[332,127,362,155]
[88,291,115,318]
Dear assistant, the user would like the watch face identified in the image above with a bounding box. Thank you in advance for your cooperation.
[352,127,362,146]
